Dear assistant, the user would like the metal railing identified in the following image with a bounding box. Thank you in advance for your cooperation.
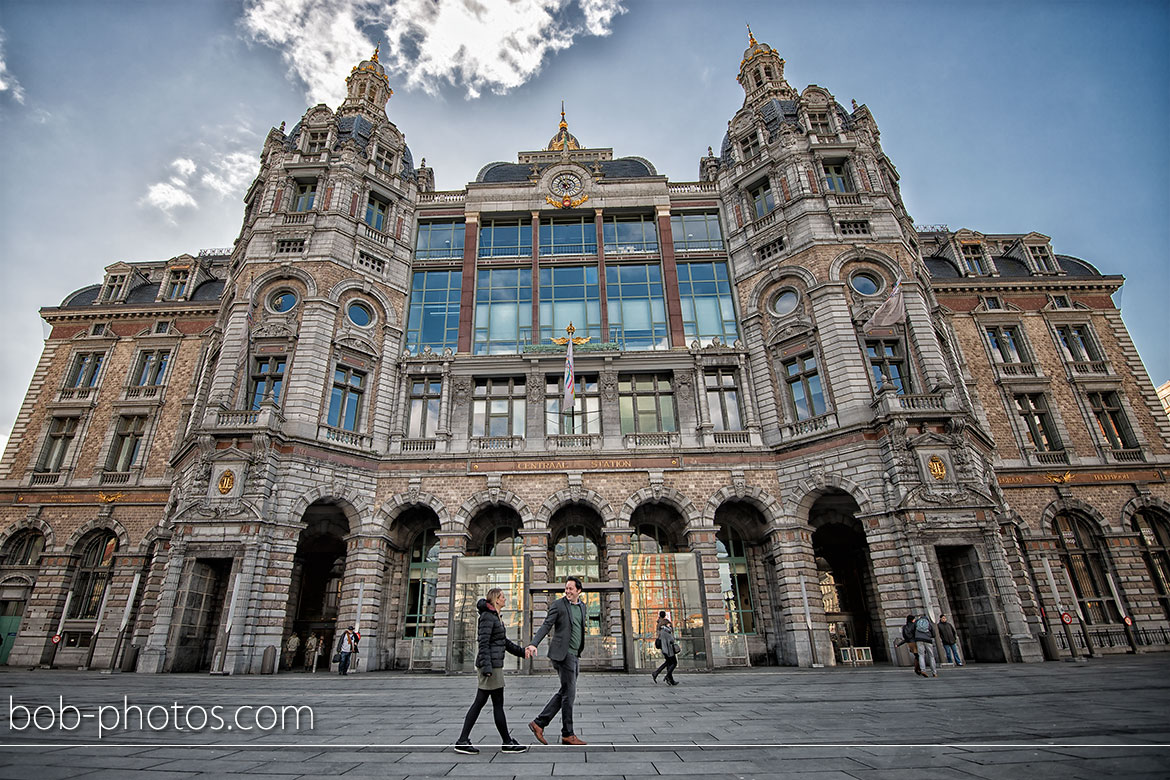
[1054,625,1170,650]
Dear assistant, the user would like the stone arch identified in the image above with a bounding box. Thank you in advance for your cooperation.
[64,518,130,555]
[1121,494,1170,528]
[0,573,34,588]
[748,264,819,313]
[135,526,172,556]
[535,488,616,528]
[828,246,903,285]
[377,491,450,532]
[617,486,701,529]
[702,484,783,529]
[0,516,55,553]
[289,488,370,535]
[793,473,875,521]
[453,489,534,534]
[1040,497,1110,535]
[328,278,399,329]
[247,264,319,300]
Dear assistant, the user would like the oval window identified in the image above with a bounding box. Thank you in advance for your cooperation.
[771,289,799,316]
[850,272,881,296]
[270,290,297,313]
[347,301,373,327]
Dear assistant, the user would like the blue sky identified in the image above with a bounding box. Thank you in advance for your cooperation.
[0,0,1167,451]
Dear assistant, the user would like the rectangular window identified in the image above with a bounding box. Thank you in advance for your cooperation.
[677,262,738,346]
[154,321,172,334]
[415,221,465,259]
[374,146,395,174]
[670,212,723,252]
[327,366,365,431]
[471,377,526,438]
[705,368,743,431]
[739,133,760,161]
[305,131,327,153]
[249,356,287,409]
[1087,391,1136,450]
[983,296,1003,310]
[866,338,910,394]
[478,218,530,258]
[539,217,597,256]
[292,182,317,212]
[807,111,832,136]
[90,323,107,336]
[276,239,305,254]
[101,275,126,303]
[1052,295,1072,309]
[1029,244,1057,272]
[165,270,189,300]
[839,220,870,235]
[474,268,532,354]
[406,270,462,353]
[602,215,658,255]
[618,373,676,434]
[133,349,171,386]
[605,263,668,350]
[546,374,600,435]
[783,353,826,421]
[37,417,78,473]
[66,352,105,389]
[107,415,148,472]
[985,325,1026,364]
[823,163,854,193]
[406,378,442,438]
[1014,393,1062,452]
[365,194,389,232]
[960,243,986,274]
[1056,324,1100,363]
[749,182,775,219]
[539,265,601,343]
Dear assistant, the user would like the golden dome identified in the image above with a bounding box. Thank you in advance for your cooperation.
[740,24,776,66]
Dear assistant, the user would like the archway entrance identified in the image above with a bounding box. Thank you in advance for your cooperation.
[286,501,349,670]
[714,500,772,665]
[548,503,616,669]
[811,490,884,663]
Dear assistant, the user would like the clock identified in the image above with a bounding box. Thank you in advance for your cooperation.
[551,172,584,197]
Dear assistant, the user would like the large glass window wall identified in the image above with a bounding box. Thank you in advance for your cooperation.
[538,265,601,343]
[677,262,738,346]
[602,215,658,255]
[406,270,461,354]
[474,268,532,354]
[671,213,723,252]
[478,219,530,258]
[539,217,597,256]
[605,263,668,350]
[415,221,465,259]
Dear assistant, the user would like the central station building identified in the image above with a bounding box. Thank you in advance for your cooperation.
[1,32,1168,674]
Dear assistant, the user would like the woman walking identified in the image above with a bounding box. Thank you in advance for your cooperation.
[454,588,529,755]
[652,611,679,686]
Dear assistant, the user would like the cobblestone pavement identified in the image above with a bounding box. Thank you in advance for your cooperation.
[0,655,1167,779]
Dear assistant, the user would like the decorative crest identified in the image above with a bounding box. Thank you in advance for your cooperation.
[747,23,757,46]
[550,322,590,346]
[371,43,381,63]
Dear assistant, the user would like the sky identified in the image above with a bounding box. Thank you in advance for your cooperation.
[0,0,1167,453]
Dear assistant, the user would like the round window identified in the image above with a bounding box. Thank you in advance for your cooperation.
[850,272,881,296]
[347,301,373,327]
[771,289,799,316]
[270,290,298,313]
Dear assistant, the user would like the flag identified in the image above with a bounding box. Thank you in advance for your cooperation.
[563,337,575,411]
[863,280,905,331]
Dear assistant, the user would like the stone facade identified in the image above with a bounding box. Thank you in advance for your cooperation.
[1,35,1167,675]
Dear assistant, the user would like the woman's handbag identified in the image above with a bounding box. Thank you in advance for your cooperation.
[654,637,662,649]
[332,653,341,663]
[671,640,681,655]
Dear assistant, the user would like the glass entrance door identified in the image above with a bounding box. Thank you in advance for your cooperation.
[937,545,1006,662]
[0,599,25,664]
[449,556,526,672]
[625,552,708,671]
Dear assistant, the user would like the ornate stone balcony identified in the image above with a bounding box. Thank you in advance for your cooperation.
[28,472,61,486]
[1070,360,1110,376]
[361,224,389,246]
[123,384,163,401]
[418,190,466,205]
[711,430,751,446]
[996,361,1039,378]
[783,412,836,440]
[58,387,95,402]
[623,432,680,449]
[1030,449,1070,466]
[318,424,373,451]
[400,438,437,453]
[667,181,718,195]
[547,434,598,450]
[1108,448,1145,463]
[472,436,523,451]
[204,403,284,433]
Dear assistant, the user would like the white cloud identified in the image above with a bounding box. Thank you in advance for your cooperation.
[141,128,260,219]
[0,27,27,104]
[202,151,259,197]
[172,158,198,178]
[241,0,625,102]
[141,182,198,217]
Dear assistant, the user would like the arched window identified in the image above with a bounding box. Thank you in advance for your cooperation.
[716,526,755,634]
[631,523,678,554]
[1133,510,1170,621]
[68,531,117,619]
[553,526,600,581]
[3,530,45,566]
[481,526,522,557]
[404,528,440,638]
[1053,513,1119,625]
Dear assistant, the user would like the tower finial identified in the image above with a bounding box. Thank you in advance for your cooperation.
[560,100,567,129]
[747,23,756,46]
[372,43,381,62]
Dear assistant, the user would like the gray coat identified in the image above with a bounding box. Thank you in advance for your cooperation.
[530,596,587,662]
[657,625,678,658]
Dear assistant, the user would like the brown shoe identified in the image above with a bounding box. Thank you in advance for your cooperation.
[561,735,587,746]
[528,721,547,745]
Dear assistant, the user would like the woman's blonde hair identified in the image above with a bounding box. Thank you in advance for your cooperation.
[486,587,504,603]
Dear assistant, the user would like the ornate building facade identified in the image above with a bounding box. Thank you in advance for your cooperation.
[1,34,1167,674]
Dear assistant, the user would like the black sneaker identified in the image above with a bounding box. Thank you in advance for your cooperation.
[501,738,528,753]
[454,740,479,755]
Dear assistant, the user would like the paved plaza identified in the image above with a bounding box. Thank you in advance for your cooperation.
[0,655,1168,779]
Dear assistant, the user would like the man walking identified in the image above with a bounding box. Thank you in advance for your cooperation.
[896,614,925,677]
[525,577,588,746]
[938,614,963,666]
[914,613,938,678]
[336,626,358,675]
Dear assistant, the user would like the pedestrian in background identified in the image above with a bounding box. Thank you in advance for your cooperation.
[896,614,925,677]
[283,632,300,671]
[938,614,963,666]
[453,588,529,755]
[914,613,938,678]
[303,632,319,672]
[652,615,679,685]
[336,626,358,675]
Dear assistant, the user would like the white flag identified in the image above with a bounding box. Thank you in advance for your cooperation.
[863,280,905,331]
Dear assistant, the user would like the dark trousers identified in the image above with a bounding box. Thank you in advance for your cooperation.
[458,688,509,742]
[654,654,677,683]
[534,654,579,737]
[338,651,352,675]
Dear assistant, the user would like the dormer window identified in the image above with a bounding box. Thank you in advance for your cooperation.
[823,162,854,193]
[1052,295,1072,309]
[374,146,395,174]
[808,111,832,136]
[292,182,317,212]
[101,274,127,303]
[739,133,760,162]
[305,131,328,154]
[960,243,987,275]
[165,270,190,300]
[1029,245,1058,272]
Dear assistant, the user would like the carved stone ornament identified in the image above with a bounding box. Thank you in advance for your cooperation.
[600,374,618,402]
[452,377,472,407]
[927,456,946,481]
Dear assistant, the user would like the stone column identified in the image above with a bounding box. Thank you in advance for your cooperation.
[687,525,721,670]
[140,539,187,673]
[765,524,826,666]
[337,533,389,672]
[429,530,467,670]
[456,215,479,354]
[983,524,1043,662]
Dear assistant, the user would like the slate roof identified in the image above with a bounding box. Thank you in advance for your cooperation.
[925,257,961,279]
[192,279,226,301]
[993,256,1031,278]
[1056,255,1103,277]
[476,157,656,183]
[125,283,161,304]
[62,285,101,308]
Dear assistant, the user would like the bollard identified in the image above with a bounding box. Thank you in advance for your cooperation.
[1038,632,1060,661]
[261,645,277,674]
[121,644,140,672]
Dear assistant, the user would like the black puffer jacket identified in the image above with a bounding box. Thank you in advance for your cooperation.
[475,598,525,673]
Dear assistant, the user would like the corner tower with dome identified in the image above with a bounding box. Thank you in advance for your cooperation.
[0,33,1166,675]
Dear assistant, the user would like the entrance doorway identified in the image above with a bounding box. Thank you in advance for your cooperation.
[0,594,27,664]
[287,502,349,670]
[167,558,232,672]
[936,545,1006,662]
